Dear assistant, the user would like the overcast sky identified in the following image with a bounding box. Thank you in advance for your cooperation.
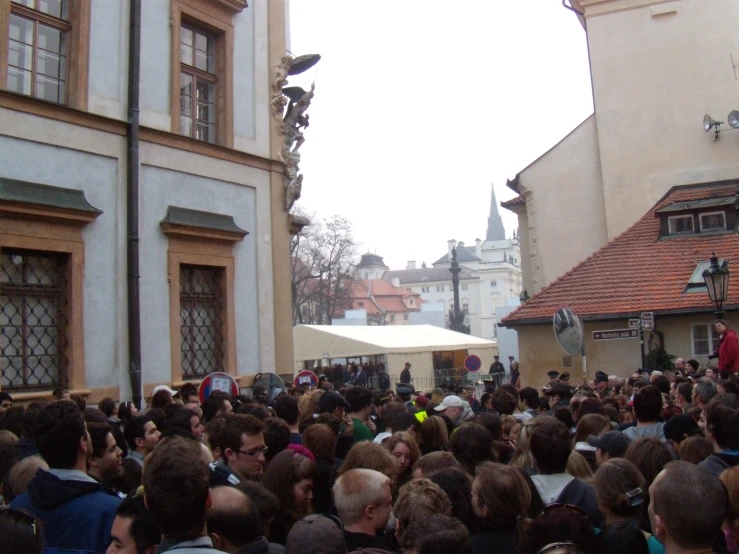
[287,1,594,270]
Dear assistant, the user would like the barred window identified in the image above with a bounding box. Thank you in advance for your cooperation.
[179,264,224,379]
[1,248,69,390]
[8,0,70,103]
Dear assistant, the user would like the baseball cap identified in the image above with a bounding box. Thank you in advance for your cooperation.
[432,387,445,397]
[434,395,463,411]
[663,414,702,444]
[286,514,345,554]
[587,431,631,458]
[151,384,177,396]
[319,391,349,414]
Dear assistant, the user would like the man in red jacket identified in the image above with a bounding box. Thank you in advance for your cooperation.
[711,320,739,379]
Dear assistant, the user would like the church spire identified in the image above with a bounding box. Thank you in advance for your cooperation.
[486,182,506,241]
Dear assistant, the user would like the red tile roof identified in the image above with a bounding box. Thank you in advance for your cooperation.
[502,182,739,325]
[338,280,423,317]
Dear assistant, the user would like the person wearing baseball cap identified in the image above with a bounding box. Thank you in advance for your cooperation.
[587,431,631,467]
[434,395,464,425]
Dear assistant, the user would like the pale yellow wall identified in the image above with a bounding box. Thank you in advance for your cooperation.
[512,206,535,295]
[516,313,739,389]
[585,0,739,240]
[518,116,608,292]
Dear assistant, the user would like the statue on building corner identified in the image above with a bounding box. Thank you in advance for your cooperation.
[270,53,321,212]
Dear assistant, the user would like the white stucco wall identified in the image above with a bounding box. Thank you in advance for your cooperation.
[0,118,127,392]
[518,115,608,291]
[586,0,739,239]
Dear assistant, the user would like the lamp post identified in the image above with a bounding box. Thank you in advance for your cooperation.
[702,253,730,318]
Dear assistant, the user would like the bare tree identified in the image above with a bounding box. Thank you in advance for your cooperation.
[291,210,359,325]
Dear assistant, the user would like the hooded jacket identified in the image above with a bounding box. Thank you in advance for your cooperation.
[718,329,739,373]
[699,451,739,478]
[622,422,665,442]
[11,468,122,553]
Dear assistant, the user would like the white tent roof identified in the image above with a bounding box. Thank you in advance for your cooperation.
[293,324,496,361]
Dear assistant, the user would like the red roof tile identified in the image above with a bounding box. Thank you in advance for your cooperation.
[502,182,739,325]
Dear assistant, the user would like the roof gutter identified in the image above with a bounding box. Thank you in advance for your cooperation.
[500,304,739,328]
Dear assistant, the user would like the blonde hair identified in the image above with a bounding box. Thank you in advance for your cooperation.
[394,478,451,532]
[385,432,421,485]
[298,394,314,425]
[339,441,398,481]
[510,420,536,472]
[566,450,593,483]
[721,466,739,533]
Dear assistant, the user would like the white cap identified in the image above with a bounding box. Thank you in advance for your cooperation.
[434,395,463,411]
[151,384,177,396]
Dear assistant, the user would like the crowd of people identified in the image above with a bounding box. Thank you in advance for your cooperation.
[1,346,739,554]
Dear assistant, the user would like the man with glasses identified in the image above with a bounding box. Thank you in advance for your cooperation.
[212,414,266,486]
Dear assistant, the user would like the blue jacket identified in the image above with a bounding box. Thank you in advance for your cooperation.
[11,469,122,554]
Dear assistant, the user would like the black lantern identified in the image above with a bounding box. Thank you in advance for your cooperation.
[702,253,730,318]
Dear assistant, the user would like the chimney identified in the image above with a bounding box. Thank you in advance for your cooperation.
[392,277,401,287]
[475,238,482,259]
[406,260,416,270]
[447,239,457,260]
[458,241,465,248]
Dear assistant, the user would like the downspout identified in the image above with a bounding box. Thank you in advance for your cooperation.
[126,0,142,408]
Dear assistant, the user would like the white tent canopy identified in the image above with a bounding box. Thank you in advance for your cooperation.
[293,325,498,384]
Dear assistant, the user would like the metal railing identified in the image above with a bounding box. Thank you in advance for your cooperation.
[399,370,508,394]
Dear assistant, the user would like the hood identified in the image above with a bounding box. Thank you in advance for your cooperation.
[27,469,104,510]
[624,422,665,440]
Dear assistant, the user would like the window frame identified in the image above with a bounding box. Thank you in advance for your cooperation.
[668,214,694,235]
[170,0,234,148]
[0,0,90,110]
[691,323,720,357]
[699,211,727,232]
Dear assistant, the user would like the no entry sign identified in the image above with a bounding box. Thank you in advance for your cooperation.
[464,355,482,372]
[199,372,239,403]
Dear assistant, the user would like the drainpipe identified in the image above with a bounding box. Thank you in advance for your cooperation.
[126,0,142,408]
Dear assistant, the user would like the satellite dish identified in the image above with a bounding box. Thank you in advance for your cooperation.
[553,308,584,357]
[288,54,321,76]
[729,111,739,129]
[704,114,724,132]
[251,372,287,402]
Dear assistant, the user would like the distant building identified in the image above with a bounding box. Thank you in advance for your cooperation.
[382,184,523,341]
[335,279,423,326]
[357,253,390,280]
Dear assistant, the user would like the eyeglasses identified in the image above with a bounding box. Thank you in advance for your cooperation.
[542,503,586,517]
[237,446,268,458]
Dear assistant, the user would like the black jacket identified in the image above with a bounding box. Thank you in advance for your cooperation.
[557,479,603,528]
[472,524,518,554]
[400,369,411,384]
[699,451,739,478]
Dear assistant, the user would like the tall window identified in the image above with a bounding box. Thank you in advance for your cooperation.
[179,24,216,143]
[692,324,720,357]
[179,265,224,378]
[1,248,69,390]
[8,0,69,103]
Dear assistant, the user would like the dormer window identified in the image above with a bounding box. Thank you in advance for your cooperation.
[668,215,693,235]
[657,195,737,238]
[699,212,726,231]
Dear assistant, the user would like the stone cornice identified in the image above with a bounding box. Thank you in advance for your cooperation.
[574,0,679,17]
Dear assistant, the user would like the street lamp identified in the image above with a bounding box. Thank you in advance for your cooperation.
[702,253,730,318]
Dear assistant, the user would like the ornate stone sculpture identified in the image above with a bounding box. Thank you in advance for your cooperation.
[270,54,320,212]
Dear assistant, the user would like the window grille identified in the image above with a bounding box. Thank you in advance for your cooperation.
[180,265,224,378]
[1,248,69,390]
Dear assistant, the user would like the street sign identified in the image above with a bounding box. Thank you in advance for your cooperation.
[628,319,641,328]
[199,372,239,403]
[294,370,319,388]
[464,354,482,373]
[640,312,654,330]
[592,329,639,341]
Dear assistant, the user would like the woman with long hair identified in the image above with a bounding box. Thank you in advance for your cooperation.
[593,458,657,554]
[337,441,398,482]
[385,432,420,488]
[302,423,339,514]
[471,463,532,554]
[418,416,449,455]
[573,414,610,472]
[450,423,496,475]
[510,420,537,474]
[260,447,318,545]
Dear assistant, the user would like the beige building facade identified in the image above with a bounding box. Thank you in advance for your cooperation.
[508,0,739,294]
